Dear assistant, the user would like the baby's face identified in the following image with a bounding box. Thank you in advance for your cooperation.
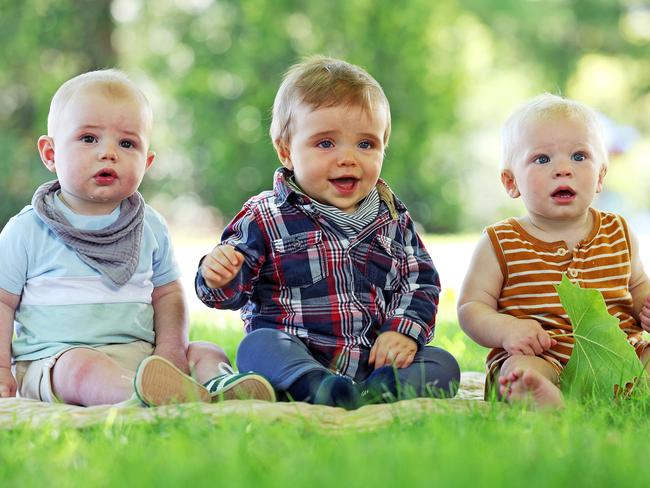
[277,101,386,214]
[503,115,606,222]
[42,86,153,215]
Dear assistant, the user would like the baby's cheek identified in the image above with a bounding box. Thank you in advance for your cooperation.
[123,174,143,189]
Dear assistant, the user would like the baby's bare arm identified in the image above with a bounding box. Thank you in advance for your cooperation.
[152,280,190,373]
[200,244,245,289]
[0,289,20,397]
[627,229,650,330]
[458,233,515,347]
[457,233,554,355]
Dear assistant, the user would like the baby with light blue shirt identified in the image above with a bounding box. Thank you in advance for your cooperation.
[0,69,275,406]
[5,195,174,361]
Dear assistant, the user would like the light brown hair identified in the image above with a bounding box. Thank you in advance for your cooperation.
[270,56,391,146]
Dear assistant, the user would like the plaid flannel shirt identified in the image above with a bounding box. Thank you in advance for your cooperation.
[195,168,440,377]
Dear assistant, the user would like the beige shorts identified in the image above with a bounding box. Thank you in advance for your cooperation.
[14,341,154,403]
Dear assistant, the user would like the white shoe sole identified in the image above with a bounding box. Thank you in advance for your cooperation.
[134,355,210,406]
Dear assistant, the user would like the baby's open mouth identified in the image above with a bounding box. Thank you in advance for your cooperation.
[330,177,359,191]
[94,168,118,185]
[551,188,576,198]
[94,169,117,178]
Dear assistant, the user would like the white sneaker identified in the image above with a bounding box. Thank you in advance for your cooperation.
[204,363,276,402]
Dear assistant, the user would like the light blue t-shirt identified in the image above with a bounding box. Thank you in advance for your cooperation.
[0,195,180,361]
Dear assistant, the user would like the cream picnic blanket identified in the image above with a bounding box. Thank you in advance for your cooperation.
[0,372,486,432]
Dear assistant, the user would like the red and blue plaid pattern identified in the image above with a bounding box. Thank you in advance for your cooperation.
[195,169,440,377]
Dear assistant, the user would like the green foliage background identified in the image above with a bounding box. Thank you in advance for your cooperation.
[1,0,649,231]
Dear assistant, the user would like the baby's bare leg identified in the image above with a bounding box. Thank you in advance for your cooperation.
[51,348,134,406]
[187,341,230,384]
[500,355,564,409]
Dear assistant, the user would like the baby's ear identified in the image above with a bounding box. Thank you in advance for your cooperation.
[273,138,293,170]
[596,165,607,193]
[501,169,520,198]
[37,136,56,173]
[145,150,155,171]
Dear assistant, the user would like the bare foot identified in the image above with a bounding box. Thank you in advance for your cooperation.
[499,368,564,409]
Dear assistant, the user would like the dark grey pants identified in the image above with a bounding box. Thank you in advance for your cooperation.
[237,328,460,399]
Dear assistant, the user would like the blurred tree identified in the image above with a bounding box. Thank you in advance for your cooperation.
[461,0,648,90]
[0,0,114,226]
[2,0,648,231]
[116,0,468,232]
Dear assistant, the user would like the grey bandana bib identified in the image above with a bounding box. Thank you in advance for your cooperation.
[31,180,144,287]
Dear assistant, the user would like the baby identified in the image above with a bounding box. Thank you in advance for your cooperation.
[0,69,274,406]
[196,56,460,408]
[458,93,650,407]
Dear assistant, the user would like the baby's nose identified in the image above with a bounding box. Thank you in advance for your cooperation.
[338,149,358,166]
[554,161,572,177]
[100,143,117,161]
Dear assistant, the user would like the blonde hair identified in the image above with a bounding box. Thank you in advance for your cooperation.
[270,56,391,145]
[501,93,608,170]
[47,68,153,138]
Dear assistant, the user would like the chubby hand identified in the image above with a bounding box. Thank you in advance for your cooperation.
[0,366,17,398]
[153,344,190,375]
[639,296,650,333]
[369,331,417,370]
[502,319,556,356]
[201,244,245,289]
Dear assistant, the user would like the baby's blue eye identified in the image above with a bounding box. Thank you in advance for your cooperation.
[534,155,550,164]
[81,135,97,143]
[571,152,586,161]
[317,140,334,149]
[358,140,373,149]
[120,140,135,149]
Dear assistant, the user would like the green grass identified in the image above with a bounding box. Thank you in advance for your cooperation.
[3,398,650,486]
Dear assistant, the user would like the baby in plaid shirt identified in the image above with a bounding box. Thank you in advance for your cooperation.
[196,56,460,409]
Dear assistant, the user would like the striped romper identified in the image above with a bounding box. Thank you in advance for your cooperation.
[485,207,648,382]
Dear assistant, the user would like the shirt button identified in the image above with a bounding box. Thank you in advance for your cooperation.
[557,248,568,256]
[568,268,578,278]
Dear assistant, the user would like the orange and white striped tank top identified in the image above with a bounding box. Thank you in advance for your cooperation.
[485,207,642,373]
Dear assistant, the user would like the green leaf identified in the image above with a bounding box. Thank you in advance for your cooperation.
[556,275,645,400]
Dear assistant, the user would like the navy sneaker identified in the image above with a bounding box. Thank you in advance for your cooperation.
[313,375,360,410]
[358,365,399,405]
